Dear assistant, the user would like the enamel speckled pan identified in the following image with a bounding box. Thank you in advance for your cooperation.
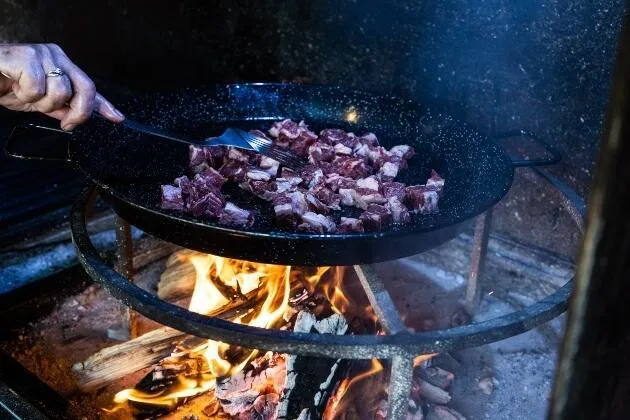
[5,83,559,265]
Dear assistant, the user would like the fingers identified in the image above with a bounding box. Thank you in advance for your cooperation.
[0,45,47,103]
[32,47,73,114]
[0,44,124,128]
[95,93,125,122]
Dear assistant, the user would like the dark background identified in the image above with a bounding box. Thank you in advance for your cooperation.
[0,0,626,213]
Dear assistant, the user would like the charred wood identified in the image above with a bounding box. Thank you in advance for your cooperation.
[277,311,349,420]
[411,379,452,405]
[417,367,455,390]
[72,288,263,392]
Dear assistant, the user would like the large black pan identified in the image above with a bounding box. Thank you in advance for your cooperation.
[5,83,558,266]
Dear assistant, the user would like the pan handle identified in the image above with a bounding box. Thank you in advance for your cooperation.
[3,122,72,163]
[494,129,561,167]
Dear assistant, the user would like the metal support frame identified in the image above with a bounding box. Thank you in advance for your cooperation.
[70,165,585,419]
[465,209,493,313]
[109,215,137,340]
[353,265,412,420]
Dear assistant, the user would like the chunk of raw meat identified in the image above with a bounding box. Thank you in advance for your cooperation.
[406,185,440,214]
[188,191,225,218]
[160,185,184,210]
[339,188,356,206]
[259,156,280,177]
[389,145,415,160]
[219,202,254,227]
[319,128,347,145]
[195,168,227,189]
[338,217,364,233]
[273,191,309,227]
[367,146,390,168]
[334,157,372,178]
[189,144,208,167]
[356,176,381,192]
[308,142,336,163]
[359,204,393,231]
[298,212,337,233]
[360,132,379,147]
[305,192,330,214]
[246,169,272,182]
[308,169,326,189]
[382,181,407,201]
[387,197,411,224]
[378,160,400,180]
[174,175,191,188]
[353,188,388,210]
[243,179,278,201]
[228,148,251,163]
[219,160,248,183]
[334,143,353,156]
[290,129,318,157]
[353,142,371,159]
[426,169,445,192]
[269,119,300,140]
[299,165,324,187]
[311,184,341,210]
[325,173,356,192]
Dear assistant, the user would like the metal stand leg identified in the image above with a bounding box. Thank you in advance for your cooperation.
[107,215,137,340]
[388,355,414,420]
[465,210,493,314]
[353,266,414,420]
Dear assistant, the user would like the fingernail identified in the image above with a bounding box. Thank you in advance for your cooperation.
[108,105,124,120]
[62,123,76,131]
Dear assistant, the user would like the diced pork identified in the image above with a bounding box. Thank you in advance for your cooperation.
[160,185,184,210]
[298,212,336,233]
[359,204,393,231]
[219,202,254,227]
[406,185,440,214]
[338,217,364,233]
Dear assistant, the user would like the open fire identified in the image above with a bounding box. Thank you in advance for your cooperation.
[66,250,463,419]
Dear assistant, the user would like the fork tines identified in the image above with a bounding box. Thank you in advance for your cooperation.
[239,131,308,171]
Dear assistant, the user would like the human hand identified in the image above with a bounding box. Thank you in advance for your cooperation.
[0,43,124,130]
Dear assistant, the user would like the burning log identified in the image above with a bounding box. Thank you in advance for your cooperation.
[411,378,452,405]
[417,366,455,390]
[277,311,348,420]
[215,352,287,417]
[157,253,197,301]
[72,288,264,392]
[212,310,349,420]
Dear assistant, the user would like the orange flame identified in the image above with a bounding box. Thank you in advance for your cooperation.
[108,253,332,413]
[413,353,437,368]
[323,359,384,420]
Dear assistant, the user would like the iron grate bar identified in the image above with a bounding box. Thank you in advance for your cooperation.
[353,265,407,334]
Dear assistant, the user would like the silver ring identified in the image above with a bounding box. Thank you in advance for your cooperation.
[46,67,64,78]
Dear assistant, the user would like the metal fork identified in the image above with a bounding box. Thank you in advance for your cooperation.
[112,117,309,171]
